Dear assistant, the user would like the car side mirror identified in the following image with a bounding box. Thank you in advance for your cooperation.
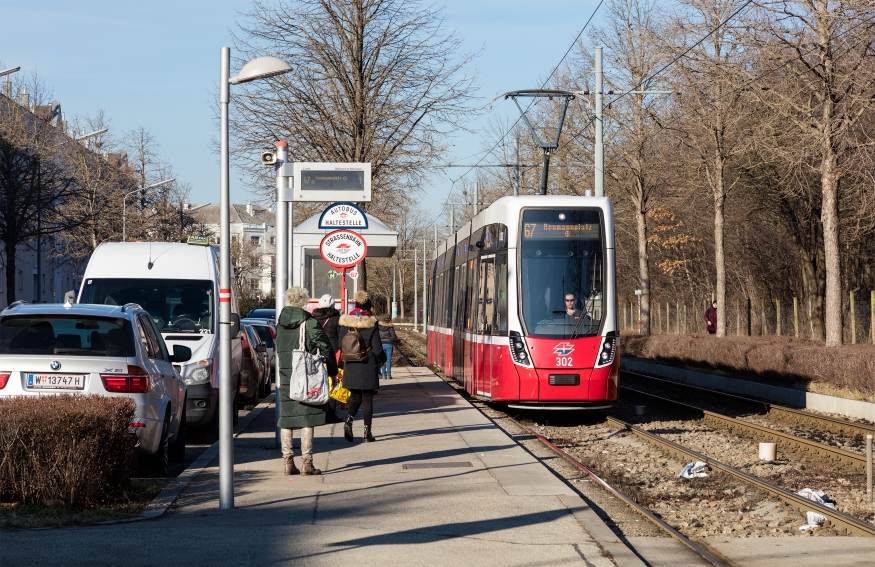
[169,344,192,363]
[256,344,266,354]
[229,313,241,337]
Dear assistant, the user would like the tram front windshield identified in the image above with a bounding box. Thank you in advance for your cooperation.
[520,209,604,339]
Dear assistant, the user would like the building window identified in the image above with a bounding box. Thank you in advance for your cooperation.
[251,236,260,245]
[270,237,275,245]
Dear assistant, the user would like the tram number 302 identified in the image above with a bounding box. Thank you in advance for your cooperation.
[555,357,573,367]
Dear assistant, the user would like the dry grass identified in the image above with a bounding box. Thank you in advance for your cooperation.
[622,334,875,400]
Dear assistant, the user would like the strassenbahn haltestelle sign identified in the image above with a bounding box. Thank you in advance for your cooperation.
[319,229,368,269]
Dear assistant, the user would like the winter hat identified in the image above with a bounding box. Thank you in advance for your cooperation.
[354,290,372,311]
[318,294,334,309]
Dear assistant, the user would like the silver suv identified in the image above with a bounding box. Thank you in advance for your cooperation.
[0,301,190,476]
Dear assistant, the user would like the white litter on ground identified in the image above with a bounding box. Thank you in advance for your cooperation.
[797,488,836,531]
[677,461,708,479]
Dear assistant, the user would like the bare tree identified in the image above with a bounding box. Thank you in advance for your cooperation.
[0,76,77,303]
[665,0,752,335]
[744,0,875,345]
[588,0,673,335]
[230,0,478,287]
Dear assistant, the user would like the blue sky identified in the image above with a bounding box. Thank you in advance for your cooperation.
[1,0,602,214]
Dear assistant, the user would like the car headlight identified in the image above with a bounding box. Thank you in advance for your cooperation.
[184,360,212,385]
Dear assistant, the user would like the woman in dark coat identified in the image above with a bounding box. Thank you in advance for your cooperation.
[338,290,386,442]
[378,314,398,379]
[276,287,338,475]
[311,294,342,422]
[704,301,717,335]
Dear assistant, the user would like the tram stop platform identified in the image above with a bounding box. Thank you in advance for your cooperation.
[4,367,873,567]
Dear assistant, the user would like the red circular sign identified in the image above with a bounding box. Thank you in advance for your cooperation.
[319,229,368,269]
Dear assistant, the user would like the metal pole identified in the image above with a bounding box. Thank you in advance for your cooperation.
[594,46,604,197]
[450,207,455,234]
[474,181,479,215]
[414,247,418,329]
[434,226,438,251]
[539,152,550,195]
[274,141,289,449]
[423,239,427,333]
[513,135,520,196]
[866,434,872,502]
[288,202,294,287]
[122,195,127,242]
[218,46,234,510]
[392,263,397,317]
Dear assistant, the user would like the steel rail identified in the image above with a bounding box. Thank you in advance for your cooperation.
[604,415,875,537]
[621,369,875,441]
[620,385,871,473]
[503,415,731,567]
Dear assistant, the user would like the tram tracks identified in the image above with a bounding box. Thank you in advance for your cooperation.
[394,332,874,567]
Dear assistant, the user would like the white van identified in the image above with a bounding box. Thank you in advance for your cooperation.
[78,242,243,439]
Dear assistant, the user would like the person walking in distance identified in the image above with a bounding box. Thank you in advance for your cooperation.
[378,314,398,379]
[276,287,338,475]
[704,301,717,335]
[338,291,386,442]
[312,294,342,422]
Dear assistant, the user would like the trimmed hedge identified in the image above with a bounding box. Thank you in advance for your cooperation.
[0,395,136,507]
[621,333,875,399]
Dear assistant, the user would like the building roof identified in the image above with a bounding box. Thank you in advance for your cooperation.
[188,203,275,226]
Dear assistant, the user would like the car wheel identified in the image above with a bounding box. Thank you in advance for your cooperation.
[168,403,186,462]
[150,415,170,477]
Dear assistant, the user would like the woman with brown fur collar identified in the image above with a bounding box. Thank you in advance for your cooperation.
[337,290,386,442]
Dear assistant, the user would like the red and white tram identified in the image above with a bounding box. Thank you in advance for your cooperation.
[427,195,619,408]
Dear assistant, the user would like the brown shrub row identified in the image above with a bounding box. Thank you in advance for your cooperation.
[621,333,875,397]
[0,395,136,507]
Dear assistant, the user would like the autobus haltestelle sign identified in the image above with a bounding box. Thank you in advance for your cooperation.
[319,229,368,269]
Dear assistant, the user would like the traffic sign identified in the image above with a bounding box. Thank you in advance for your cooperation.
[319,229,368,269]
[348,270,359,279]
[318,202,369,230]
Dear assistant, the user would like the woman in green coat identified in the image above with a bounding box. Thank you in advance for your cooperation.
[276,287,338,475]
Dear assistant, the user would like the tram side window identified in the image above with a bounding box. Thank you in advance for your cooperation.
[466,257,478,332]
[493,252,508,335]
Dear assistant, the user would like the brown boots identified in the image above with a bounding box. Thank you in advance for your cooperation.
[301,457,322,475]
[284,457,300,475]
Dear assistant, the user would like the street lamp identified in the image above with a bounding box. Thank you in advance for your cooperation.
[219,48,292,510]
[122,179,175,242]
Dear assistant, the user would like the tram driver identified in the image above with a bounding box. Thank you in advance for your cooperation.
[564,293,584,321]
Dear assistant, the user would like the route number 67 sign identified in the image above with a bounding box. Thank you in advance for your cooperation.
[319,229,368,270]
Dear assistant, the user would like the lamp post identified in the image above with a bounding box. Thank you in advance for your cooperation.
[122,179,175,242]
[219,48,291,510]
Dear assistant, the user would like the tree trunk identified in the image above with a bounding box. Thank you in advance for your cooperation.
[821,146,842,346]
[635,202,651,335]
[712,153,727,337]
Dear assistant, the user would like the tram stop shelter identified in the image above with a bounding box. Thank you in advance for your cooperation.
[291,211,398,306]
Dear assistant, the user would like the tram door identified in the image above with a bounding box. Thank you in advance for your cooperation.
[451,262,467,383]
[475,256,495,398]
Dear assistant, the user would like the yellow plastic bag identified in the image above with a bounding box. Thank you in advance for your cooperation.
[329,369,351,403]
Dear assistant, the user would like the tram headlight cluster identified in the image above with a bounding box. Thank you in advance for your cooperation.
[595,335,617,368]
[509,331,531,366]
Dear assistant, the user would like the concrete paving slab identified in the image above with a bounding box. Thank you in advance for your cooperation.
[702,537,875,567]
[1,366,618,567]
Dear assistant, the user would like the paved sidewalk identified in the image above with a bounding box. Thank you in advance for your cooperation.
[2,367,625,567]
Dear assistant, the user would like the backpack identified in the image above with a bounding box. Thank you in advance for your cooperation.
[340,327,370,362]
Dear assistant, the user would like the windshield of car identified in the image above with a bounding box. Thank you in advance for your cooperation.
[0,315,136,357]
[249,324,274,347]
[247,309,275,320]
[80,278,214,333]
[519,209,604,339]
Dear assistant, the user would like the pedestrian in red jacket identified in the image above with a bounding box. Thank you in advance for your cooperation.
[704,301,717,335]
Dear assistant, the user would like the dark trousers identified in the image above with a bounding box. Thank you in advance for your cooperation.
[346,389,375,426]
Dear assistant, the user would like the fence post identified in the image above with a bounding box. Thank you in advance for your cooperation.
[676,300,680,334]
[850,290,856,344]
[747,297,752,336]
[776,299,781,336]
[761,299,767,335]
[794,297,799,338]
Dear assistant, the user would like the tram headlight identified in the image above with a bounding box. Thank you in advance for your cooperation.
[508,331,532,366]
[595,335,617,368]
